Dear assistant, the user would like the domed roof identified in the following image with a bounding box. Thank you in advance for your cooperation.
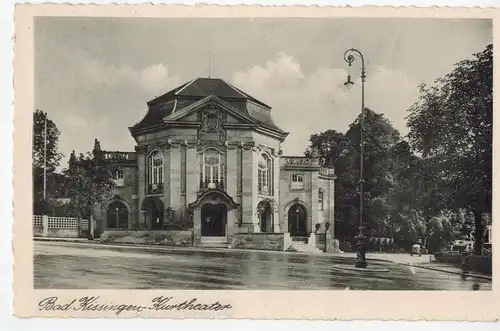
[130,77,285,136]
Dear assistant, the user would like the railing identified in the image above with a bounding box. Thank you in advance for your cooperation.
[33,215,89,230]
[281,156,321,168]
[33,215,43,228]
[103,151,137,161]
[199,179,225,192]
[147,182,164,194]
[319,167,336,177]
[283,157,314,165]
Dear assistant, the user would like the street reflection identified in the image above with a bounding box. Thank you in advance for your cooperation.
[34,243,492,291]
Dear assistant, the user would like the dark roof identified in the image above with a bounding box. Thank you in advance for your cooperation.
[130,77,284,134]
[148,78,270,108]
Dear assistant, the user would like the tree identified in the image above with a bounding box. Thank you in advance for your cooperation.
[307,109,417,245]
[32,110,63,214]
[33,110,62,171]
[63,139,117,232]
[304,129,350,167]
[406,44,492,254]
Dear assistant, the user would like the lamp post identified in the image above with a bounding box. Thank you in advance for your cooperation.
[343,48,368,268]
[115,207,119,228]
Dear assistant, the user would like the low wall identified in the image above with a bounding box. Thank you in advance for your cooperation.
[33,227,44,237]
[47,228,80,238]
[315,234,340,252]
[230,233,291,251]
[32,215,89,238]
[434,252,492,275]
[100,229,194,247]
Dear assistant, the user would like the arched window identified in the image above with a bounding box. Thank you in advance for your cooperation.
[200,148,224,190]
[148,151,163,193]
[258,154,272,195]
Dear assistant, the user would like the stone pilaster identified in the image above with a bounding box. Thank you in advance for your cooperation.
[168,147,182,223]
[272,155,281,233]
[310,171,319,235]
[136,151,147,229]
[327,179,335,238]
[185,146,199,226]
[241,147,259,232]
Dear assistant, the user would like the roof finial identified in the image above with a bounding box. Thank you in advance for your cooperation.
[208,51,211,78]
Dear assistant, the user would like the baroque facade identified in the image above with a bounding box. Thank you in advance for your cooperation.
[96,78,336,248]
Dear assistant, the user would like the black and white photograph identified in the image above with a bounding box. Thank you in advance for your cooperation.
[29,13,492,294]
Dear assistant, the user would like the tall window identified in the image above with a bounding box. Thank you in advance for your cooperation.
[114,169,125,187]
[258,154,272,195]
[318,189,324,211]
[148,151,163,193]
[200,148,224,190]
[291,173,304,190]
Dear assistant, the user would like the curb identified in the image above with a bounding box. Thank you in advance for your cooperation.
[35,238,340,258]
[398,263,492,281]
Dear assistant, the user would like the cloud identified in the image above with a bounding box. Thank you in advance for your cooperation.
[140,64,180,93]
[79,58,181,93]
[232,52,419,156]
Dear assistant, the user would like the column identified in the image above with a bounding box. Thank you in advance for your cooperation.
[169,148,182,217]
[272,155,280,232]
[193,208,201,246]
[185,146,199,226]
[310,172,319,234]
[226,147,238,235]
[327,179,335,239]
[241,148,258,232]
[42,215,48,237]
[137,151,146,228]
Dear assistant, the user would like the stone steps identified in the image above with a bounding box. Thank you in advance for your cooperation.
[289,241,322,254]
[199,236,228,248]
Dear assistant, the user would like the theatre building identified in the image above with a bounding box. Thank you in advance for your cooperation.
[95,77,337,251]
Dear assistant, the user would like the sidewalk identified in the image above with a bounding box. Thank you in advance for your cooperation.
[35,237,92,243]
[398,262,492,281]
[34,237,334,257]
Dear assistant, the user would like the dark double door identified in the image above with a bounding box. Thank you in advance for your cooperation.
[201,203,227,237]
[288,203,307,237]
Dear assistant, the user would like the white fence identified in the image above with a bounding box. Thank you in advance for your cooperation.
[33,215,89,230]
[33,215,43,228]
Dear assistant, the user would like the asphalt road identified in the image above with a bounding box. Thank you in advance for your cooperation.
[34,241,492,290]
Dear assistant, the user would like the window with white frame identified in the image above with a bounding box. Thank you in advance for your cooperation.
[291,173,304,190]
[199,148,224,190]
[148,151,163,193]
[258,154,272,195]
[114,169,125,187]
[318,189,324,211]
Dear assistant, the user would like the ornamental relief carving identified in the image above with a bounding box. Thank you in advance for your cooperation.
[198,104,226,143]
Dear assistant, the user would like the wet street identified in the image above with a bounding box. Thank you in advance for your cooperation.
[34,241,491,290]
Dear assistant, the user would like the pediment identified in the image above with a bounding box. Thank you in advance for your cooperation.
[163,94,257,126]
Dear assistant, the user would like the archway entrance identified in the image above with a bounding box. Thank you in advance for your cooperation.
[141,197,164,229]
[288,203,307,237]
[258,200,273,233]
[201,203,227,237]
[106,200,128,228]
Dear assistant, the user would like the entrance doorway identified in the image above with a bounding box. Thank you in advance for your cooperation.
[141,197,164,229]
[201,203,227,237]
[288,203,307,237]
[258,200,272,233]
[106,201,128,228]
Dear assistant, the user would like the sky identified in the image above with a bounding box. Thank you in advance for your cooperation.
[34,17,492,169]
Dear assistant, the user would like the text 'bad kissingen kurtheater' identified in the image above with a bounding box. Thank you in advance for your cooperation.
[92,77,338,252]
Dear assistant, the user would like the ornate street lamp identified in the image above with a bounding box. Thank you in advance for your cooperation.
[344,48,368,268]
[115,207,119,228]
